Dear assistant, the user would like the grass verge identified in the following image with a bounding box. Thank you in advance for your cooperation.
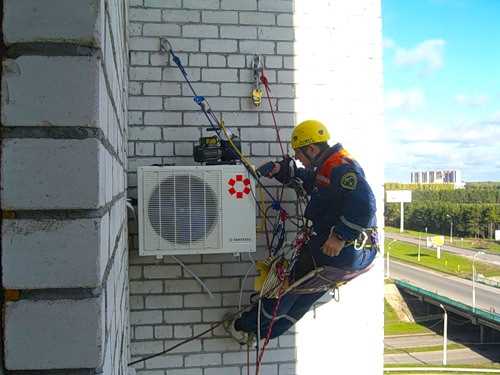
[384,343,463,354]
[385,240,500,278]
[385,299,430,336]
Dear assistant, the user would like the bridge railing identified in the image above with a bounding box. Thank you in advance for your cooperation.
[395,280,500,324]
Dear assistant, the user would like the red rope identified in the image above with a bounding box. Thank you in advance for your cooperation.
[260,71,286,159]
[255,285,285,375]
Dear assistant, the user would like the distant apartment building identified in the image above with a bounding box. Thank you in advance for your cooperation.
[411,169,465,188]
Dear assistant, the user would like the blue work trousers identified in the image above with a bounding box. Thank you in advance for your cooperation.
[235,237,377,339]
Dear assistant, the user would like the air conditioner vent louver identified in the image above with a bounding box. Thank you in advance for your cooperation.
[147,174,219,244]
[138,165,256,256]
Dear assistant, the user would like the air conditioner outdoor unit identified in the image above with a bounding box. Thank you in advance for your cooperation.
[138,165,256,256]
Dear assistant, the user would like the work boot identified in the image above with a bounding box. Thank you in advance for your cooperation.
[223,313,255,346]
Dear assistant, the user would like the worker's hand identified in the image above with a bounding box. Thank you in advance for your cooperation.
[321,234,346,257]
[257,161,280,178]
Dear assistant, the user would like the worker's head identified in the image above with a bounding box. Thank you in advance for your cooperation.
[291,120,330,167]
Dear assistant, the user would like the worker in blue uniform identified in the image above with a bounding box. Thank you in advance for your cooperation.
[224,119,378,345]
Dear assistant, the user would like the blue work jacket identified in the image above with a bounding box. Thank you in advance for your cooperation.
[295,143,377,242]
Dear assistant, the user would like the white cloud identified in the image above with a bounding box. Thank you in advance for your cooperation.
[383,38,396,49]
[455,94,489,107]
[385,116,500,181]
[385,89,425,111]
[394,39,446,73]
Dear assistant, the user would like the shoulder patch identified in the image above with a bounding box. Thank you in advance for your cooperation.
[340,172,357,190]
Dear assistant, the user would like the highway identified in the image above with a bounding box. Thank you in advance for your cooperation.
[385,347,500,365]
[388,260,500,313]
[386,232,500,267]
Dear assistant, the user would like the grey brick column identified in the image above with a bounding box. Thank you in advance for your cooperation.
[1,1,129,373]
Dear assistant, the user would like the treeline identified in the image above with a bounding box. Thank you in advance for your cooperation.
[385,202,499,238]
[412,189,500,204]
[384,183,455,191]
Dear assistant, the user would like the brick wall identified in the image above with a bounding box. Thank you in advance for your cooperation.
[1,0,129,373]
[127,1,383,374]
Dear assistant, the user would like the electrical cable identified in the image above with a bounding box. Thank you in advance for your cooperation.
[170,255,215,299]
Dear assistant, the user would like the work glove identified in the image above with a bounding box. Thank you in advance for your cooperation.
[256,161,277,178]
[274,156,296,184]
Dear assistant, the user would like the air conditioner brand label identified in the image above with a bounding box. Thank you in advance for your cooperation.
[230,237,251,242]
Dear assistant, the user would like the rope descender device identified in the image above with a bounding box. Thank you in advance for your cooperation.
[252,55,263,106]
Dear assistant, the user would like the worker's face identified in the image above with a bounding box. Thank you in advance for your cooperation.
[294,147,312,168]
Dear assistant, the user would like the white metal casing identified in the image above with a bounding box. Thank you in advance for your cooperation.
[138,165,256,256]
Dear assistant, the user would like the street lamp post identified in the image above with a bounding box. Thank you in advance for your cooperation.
[418,233,421,262]
[446,214,453,244]
[472,251,485,311]
[439,304,448,366]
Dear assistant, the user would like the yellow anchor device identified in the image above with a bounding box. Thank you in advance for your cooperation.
[251,55,263,107]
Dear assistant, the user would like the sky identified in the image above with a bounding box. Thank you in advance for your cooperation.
[382,0,500,182]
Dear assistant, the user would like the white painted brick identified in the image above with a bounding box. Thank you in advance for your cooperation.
[259,27,294,41]
[144,264,182,279]
[5,298,103,369]
[130,67,162,81]
[2,139,104,210]
[184,294,222,308]
[145,111,182,125]
[129,37,159,51]
[143,23,181,37]
[2,217,107,288]
[131,341,164,355]
[155,142,174,156]
[202,10,238,24]
[144,354,183,369]
[163,339,202,353]
[173,325,193,338]
[278,334,295,348]
[154,325,173,339]
[251,143,269,156]
[129,8,162,22]
[202,308,229,322]
[174,142,194,156]
[129,96,163,110]
[277,14,293,26]
[168,369,202,375]
[283,56,294,69]
[130,296,145,310]
[164,97,198,111]
[135,326,154,340]
[277,99,294,112]
[239,40,275,54]
[202,68,238,82]
[222,0,256,10]
[136,142,155,156]
[130,0,143,5]
[144,0,181,7]
[239,11,276,25]
[240,128,279,141]
[203,278,240,291]
[163,67,200,81]
[260,112,295,126]
[182,82,219,96]
[222,292,252,307]
[258,0,293,12]
[143,82,181,95]
[201,97,239,110]
[239,67,275,83]
[204,367,240,375]
[164,310,201,323]
[129,265,143,280]
[184,112,209,126]
[188,53,208,67]
[184,0,219,9]
[277,42,294,55]
[3,0,101,45]
[163,9,201,23]
[130,280,163,294]
[265,56,283,68]
[145,295,183,309]
[223,351,257,365]
[279,363,296,375]
[130,51,149,66]
[208,54,226,67]
[201,39,237,53]
[183,24,218,38]
[129,82,142,95]
[129,126,162,141]
[220,26,257,39]
[185,353,221,367]
[161,37,200,52]
[129,22,142,36]
[2,56,98,126]
[227,55,246,67]
[220,83,252,97]
[277,70,294,83]
[163,127,201,141]
[164,279,202,293]
[248,365,278,375]
[129,111,144,125]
